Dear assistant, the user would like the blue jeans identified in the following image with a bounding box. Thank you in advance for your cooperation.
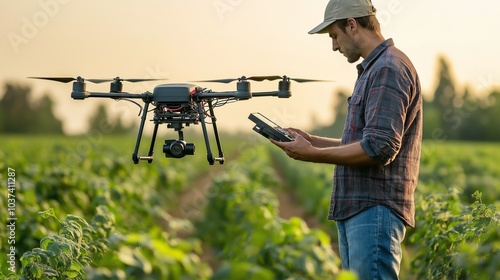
[336,206,406,280]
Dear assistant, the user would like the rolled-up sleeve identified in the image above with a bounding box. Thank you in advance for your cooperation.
[360,66,411,165]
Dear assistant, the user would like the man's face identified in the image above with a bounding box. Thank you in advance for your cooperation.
[328,21,361,63]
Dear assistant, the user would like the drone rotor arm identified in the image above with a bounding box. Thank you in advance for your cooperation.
[250,90,291,98]
[82,92,148,99]
[193,91,252,100]
[250,91,279,97]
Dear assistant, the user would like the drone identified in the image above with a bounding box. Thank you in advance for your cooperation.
[29,75,330,165]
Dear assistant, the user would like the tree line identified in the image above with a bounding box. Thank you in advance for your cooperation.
[313,55,500,141]
[0,83,135,135]
[1,55,499,140]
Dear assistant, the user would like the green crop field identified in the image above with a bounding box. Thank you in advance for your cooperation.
[1,135,499,279]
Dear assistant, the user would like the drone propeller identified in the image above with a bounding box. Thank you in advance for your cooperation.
[28,76,166,84]
[194,75,333,84]
[86,77,167,84]
[28,77,80,83]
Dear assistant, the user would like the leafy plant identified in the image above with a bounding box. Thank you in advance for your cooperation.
[86,214,212,280]
[19,206,115,280]
[410,190,500,279]
[196,146,342,279]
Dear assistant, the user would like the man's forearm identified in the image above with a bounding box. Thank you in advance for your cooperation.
[310,141,380,166]
[310,135,342,148]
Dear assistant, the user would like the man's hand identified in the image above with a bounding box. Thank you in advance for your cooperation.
[270,128,315,161]
[285,128,313,142]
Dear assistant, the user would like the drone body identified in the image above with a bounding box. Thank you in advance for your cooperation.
[29,75,330,165]
[153,84,196,103]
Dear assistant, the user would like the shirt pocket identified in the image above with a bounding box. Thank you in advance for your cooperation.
[346,93,365,132]
[348,94,363,106]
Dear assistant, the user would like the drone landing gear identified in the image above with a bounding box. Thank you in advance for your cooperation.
[131,98,225,165]
[132,100,155,163]
[198,100,225,165]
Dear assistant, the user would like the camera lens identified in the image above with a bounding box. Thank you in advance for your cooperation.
[163,139,195,158]
[169,141,185,157]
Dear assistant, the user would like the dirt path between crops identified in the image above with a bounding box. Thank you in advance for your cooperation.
[169,161,325,226]
[273,171,326,230]
[166,160,232,270]
[166,155,330,270]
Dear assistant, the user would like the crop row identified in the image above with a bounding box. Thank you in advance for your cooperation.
[194,146,356,279]
[0,135,214,279]
[1,135,357,279]
[2,135,498,279]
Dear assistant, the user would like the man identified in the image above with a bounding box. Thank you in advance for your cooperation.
[270,0,422,279]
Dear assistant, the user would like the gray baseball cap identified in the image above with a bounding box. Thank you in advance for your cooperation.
[308,0,376,34]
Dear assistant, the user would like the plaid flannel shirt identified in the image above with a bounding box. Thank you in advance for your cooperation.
[329,39,422,227]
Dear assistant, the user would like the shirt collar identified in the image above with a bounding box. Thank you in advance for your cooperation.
[357,38,394,76]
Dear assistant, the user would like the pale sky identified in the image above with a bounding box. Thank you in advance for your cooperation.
[2,0,499,135]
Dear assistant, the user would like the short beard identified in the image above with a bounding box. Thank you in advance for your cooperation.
[346,53,361,64]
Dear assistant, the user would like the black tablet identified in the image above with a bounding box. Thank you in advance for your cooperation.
[248,113,294,142]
